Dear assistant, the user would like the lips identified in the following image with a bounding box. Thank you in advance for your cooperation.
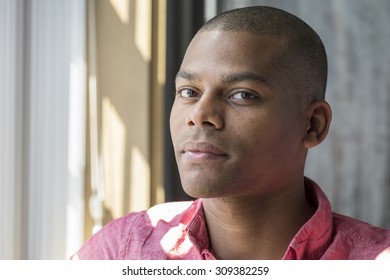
[181,141,228,161]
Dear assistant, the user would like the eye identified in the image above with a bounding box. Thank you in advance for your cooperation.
[229,91,257,100]
[177,88,200,98]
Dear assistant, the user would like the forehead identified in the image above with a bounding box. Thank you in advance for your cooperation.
[186,30,283,57]
[179,30,289,86]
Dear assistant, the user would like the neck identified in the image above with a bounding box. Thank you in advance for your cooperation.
[201,179,315,260]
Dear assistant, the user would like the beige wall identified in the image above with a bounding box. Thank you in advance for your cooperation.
[84,0,166,239]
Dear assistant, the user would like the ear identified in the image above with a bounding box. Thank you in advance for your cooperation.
[303,101,332,149]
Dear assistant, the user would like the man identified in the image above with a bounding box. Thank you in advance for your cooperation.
[72,6,390,260]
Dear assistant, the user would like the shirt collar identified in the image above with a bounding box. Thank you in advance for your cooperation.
[283,177,334,259]
[185,200,216,259]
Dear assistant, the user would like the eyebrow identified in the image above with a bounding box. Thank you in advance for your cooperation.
[176,70,200,82]
[176,70,268,85]
[221,72,268,84]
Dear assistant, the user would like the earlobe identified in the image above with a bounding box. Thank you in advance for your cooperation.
[303,101,332,149]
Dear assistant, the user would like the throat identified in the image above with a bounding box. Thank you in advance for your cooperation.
[201,194,315,260]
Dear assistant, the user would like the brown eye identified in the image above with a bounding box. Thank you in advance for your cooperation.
[178,88,199,98]
[230,91,256,100]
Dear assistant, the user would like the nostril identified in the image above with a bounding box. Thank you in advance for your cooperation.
[187,119,195,126]
[186,112,224,129]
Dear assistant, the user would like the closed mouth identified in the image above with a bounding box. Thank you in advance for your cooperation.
[181,141,228,156]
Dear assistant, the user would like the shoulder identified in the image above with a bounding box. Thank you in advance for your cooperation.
[70,210,142,259]
[329,213,390,259]
[333,213,390,243]
[72,200,197,259]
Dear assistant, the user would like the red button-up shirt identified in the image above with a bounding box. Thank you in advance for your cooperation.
[72,178,390,260]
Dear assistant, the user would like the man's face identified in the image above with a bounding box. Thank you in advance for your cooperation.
[170,30,308,199]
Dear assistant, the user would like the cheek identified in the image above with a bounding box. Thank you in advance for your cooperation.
[235,112,299,161]
[233,112,274,148]
[169,104,181,138]
[169,104,188,157]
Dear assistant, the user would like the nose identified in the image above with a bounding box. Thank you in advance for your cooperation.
[186,93,224,129]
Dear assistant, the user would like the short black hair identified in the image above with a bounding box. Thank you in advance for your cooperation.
[200,6,328,103]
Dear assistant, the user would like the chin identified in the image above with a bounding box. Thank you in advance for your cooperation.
[181,181,230,199]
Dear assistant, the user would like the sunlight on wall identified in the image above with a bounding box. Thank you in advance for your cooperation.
[102,97,126,218]
[109,0,130,24]
[135,0,151,62]
[156,183,165,205]
[157,0,166,86]
[130,146,151,211]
